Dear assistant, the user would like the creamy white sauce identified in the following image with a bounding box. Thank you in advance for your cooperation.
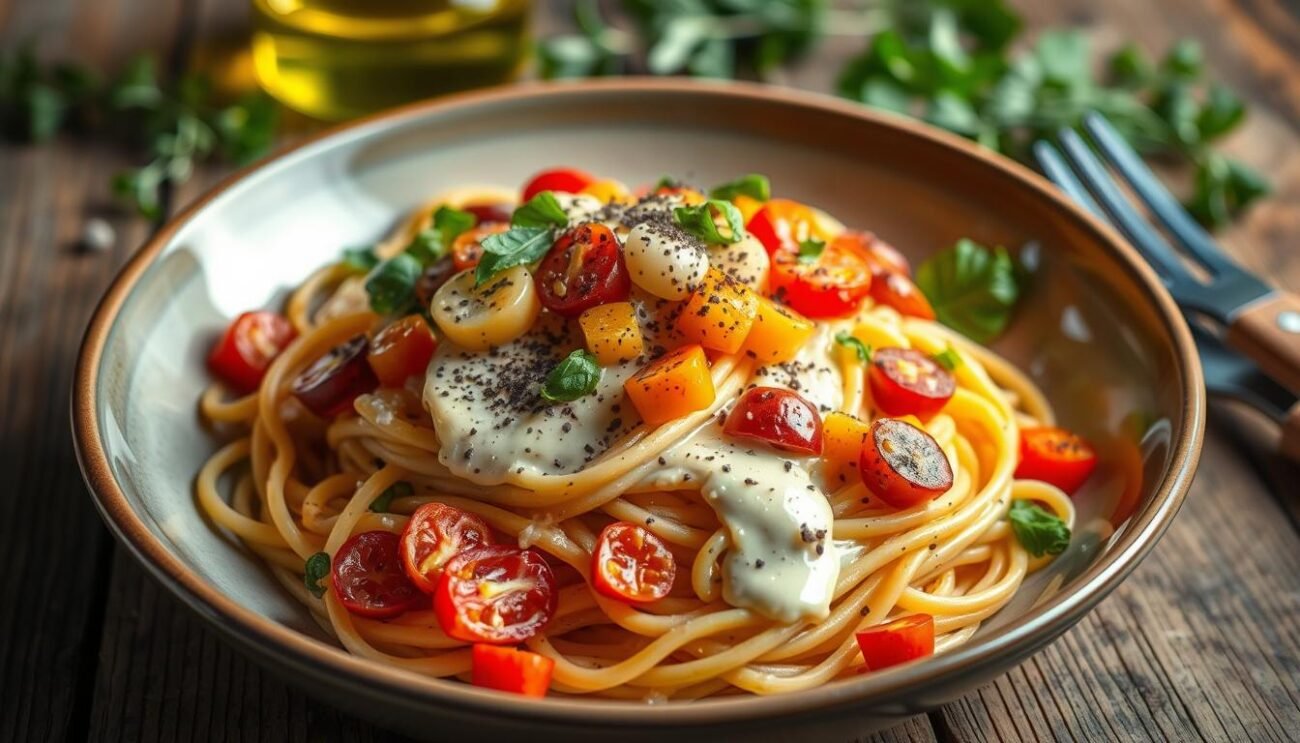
[752,322,845,414]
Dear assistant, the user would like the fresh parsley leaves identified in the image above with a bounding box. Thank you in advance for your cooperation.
[915,239,1020,343]
[303,552,330,598]
[709,173,771,202]
[1008,500,1071,557]
[835,331,871,364]
[673,199,745,244]
[797,238,826,264]
[541,349,602,403]
[476,227,555,286]
[370,481,412,513]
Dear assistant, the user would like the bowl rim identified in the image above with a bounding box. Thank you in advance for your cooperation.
[72,78,1205,726]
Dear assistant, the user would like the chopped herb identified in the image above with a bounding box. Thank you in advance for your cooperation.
[541,349,602,403]
[303,552,330,598]
[365,253,423,315]
[835,331,871,364]
[475,226,555,285]
[797,238,826,264]
[341,246,379,273]
[933,345,962,371]
[406,206,476,265]
[673,199,745,244]
[370,481,412,513]
[915,238,1020,343]
[511,191,570,229]
[1008,500,1071,557]
[709,173,770,201]
[654,175,679,190]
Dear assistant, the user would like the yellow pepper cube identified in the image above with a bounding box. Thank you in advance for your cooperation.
[624,345,716,427]
[579,302,644,365]
[822,412,871,488]
[742,296,815,364]
[676,269,758,355]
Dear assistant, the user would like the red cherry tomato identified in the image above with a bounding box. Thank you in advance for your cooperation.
[592,522,677,603]
[856,614,935,671]
[833,231,912,278]
[723,386,824,455]
[868,347,955,419]
[400,503,495,595]
[331,531,422,619]
[207,311,296,393]
[471,644,554,698]
[291,335,379,418]
[452,223,509,272]
[434,545,557,644]
[745,199,820,256]
[1015,426,1098,495]
[768,241,873,319]
[536,223,631,317]
[859,418,953,509]
[462,202,513,225]
[367,315,438,388]
[870,271,936,320]
[521,168,595,201]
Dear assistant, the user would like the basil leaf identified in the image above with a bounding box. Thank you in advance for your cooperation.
[511,191,569,229]
[933,346,962,371]
[475,227,555,286]
[797,238,826,264]
[709,173,770,202]
[834,331,870,364]
[1008,500,1070,557]
[370,481,412,513]
[365,253,423,315]
[673,199,745,244]
[406,206,477,265]
[341,246,379,273]
[541,349,601,403]
[654,175,679,191]
[915,239,1020,343]
[304,552,330,598]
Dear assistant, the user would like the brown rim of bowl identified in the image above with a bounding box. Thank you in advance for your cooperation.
[72,78,1205,727]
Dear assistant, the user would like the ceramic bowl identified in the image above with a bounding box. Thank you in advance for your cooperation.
[73,80,1204,741]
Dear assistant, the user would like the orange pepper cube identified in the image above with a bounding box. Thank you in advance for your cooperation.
[623,345,715,427]
[822,412,871,488]
[579,302,644,365]
[676,269,758,355]
[742,297,815,364]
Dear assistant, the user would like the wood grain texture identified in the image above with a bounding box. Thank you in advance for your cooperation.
[1,0,1298,741]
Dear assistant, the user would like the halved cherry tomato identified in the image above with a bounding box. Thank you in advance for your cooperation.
[746,199,820,256]
[1015,426,1098,495]
[207,311,296,393]
[452,223,509,271]
[723,386,824,455]
[868,347,955,419]
[769,241,873,318]
[856,614,935,671]
[331,530,422,619]
[536,223,631,317]
[592,522,676,603]
[367,315,438,387]
[834,231,912,277]
[414,260,458,308]
[860,418,953,509]
[870,271,936,320]
[471,644,554,698]
[400,503,495,594]
[292,335,379,417]
[522,167,595,201]
[434,545,557,644]
[462,202,512,225]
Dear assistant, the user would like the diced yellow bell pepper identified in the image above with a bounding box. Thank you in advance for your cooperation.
[741,297,815,364]
[581,179,634,205]
[624,345,715,426]
[676,269,758,355]
[732,194,764,224]
[823,412,871,488]
[579,302,644,365]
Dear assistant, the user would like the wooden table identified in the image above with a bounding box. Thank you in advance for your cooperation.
[3,0,1299,740]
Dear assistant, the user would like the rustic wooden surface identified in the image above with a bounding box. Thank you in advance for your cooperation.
[2,0,1299,740]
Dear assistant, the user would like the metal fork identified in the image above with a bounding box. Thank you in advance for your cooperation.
[1034,113,1300,461]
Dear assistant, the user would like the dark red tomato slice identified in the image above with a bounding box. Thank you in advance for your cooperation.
[723,386,824,455]
[592,522,676,603]
[860,418,954,509]
[769,240,873,319]
[331,530,422,619]
[414,260,458,308]
[745,199,819,256]
[291,334,379,418]
[856,614,935,671]
[452,223,509,272]
[868,347,955,419]
[434,545,557,644]
[536,223,631,317]
[870,271,936,320]
[833,231,912,278]
[1015,426,1098,495]
[207,311,296,393]
[400,503,495,595]
[367,315,438,388]
[471,644,554,698]
[462,202,513,225]
[521,167,595,201]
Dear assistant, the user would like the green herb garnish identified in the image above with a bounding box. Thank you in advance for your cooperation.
[341,246,379,274]
[797,238,826,264]
[406,206,477,265]
[511,191,570,229]
[365,253,423,315]
[303,552,330,598]
[1008,500,1071,557]
[834,331,871,364]
[709,173,771,202]
[541,349,602,403]
[915,239,1020,343]
[933,345,962,371]
[673,199,745,244]
[475,227,555,286]
[370,481,412,513]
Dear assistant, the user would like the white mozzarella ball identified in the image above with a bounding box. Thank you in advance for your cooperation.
[622,221,710,300]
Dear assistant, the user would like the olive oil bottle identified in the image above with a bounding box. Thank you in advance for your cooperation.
[251,0,531,121]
